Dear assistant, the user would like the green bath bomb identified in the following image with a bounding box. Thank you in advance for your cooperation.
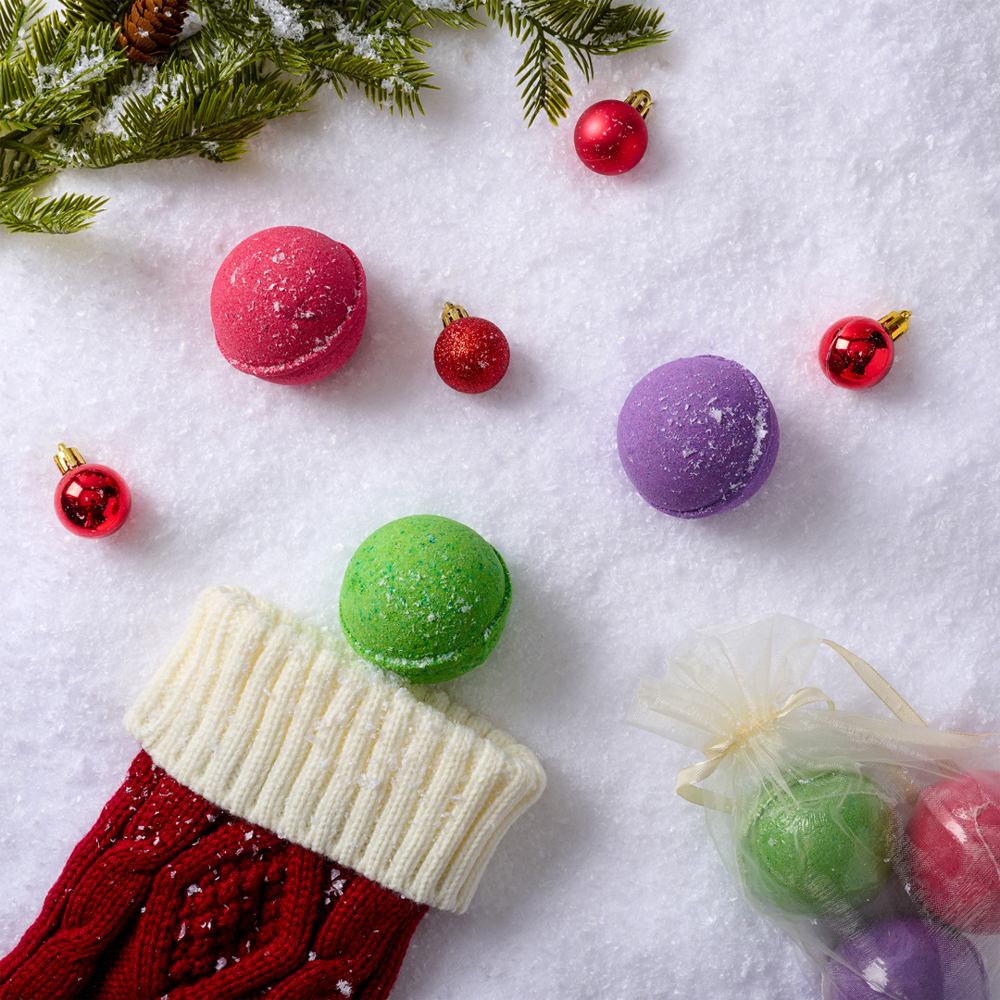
[339,515,512,683]
[739,769,894,917]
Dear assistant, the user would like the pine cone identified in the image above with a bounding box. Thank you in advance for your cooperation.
[117,0,188,64]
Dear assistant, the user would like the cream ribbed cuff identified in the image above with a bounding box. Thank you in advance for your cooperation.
[124,586,545,914]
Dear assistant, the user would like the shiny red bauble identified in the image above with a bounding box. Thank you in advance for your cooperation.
[818,316,894,388]
[434,306,509,394]
[53,445,131,538]
[906,770,1000,934]
[574,94,649,175]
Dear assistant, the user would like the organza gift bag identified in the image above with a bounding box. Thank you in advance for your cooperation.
[627,614,1000,1000]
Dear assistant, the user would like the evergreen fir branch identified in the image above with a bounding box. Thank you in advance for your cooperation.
[0,184,105,231]
[176,23,262,76]
[529,0,666,54]
[293,41,433,114]
[67,61,315,167]
[0,128,58,190]
[267,0,435,111]
[516,27,569,125]
[61,0,127,26]
[0,0,44,59]
[190,0,279,60]
[306,52,433,113]
[408,4,482,31]
[476,0,668,123]
[1,20,122,128]
[192,0,439,114]
[0,0,669,233]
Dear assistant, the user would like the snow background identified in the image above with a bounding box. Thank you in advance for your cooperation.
[3,0,1000,996]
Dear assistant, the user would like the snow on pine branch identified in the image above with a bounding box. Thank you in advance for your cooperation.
[0,0,668,234]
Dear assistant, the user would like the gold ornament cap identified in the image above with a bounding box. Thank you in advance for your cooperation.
[625,90,653,119]
[54,443,85,475]
[441,302,470,328]
[878,310,911,341]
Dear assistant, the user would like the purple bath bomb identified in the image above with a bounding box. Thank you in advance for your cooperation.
[828,917,988,1000]
[616,356,779,518]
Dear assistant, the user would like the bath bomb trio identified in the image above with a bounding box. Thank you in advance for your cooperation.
[340,515,512,684]
[828,918,988,1000]
[739,769,894,917]
[212,226,367,384]
[617,355,779,518]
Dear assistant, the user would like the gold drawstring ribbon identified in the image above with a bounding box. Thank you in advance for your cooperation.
[677,686,833,810]
[676,639,977,813]
[822,640,926,727]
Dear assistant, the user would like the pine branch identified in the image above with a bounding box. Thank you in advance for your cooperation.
[1,20,123,129]
[304,50,433,114]
[0,185,105,231]
[68,61,316,166]
[61,0,126,26]
[0,0,670,233]
[516,28,570,126]
[0,0,44,58]
[477,0,669,124]
[409,4,481,31]
[263,0,437,114]
[0,126,63,189]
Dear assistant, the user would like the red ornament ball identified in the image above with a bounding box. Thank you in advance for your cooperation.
[906,770,1000,933]
[55,463,131,538]
[434,316,510,394]
[818,315,895,389]
[574,99,648,175]
[211,226,367,385]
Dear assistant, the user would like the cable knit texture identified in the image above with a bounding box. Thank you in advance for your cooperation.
[0,751,426,1000]
[124,586,546,914]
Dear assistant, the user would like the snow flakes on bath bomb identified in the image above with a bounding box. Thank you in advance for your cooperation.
[616,355,779,518]
[211,226,367,385]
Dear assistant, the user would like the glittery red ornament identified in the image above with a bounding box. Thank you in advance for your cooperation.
[53,443,131,538]
[434,303,510,394]
[818,310,911,389]
[574,90,651,175]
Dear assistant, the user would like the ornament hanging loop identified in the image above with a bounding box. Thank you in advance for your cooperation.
[441,302,469,328]
[878,310,912,341]
[54,443,85,474]
[626,90,653,119]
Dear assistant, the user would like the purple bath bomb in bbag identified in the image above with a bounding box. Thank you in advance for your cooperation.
[827,917,988,1000]
[616,356,779,518]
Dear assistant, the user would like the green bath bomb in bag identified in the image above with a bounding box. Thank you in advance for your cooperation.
[339,514,512,683]
[739,768,894,917]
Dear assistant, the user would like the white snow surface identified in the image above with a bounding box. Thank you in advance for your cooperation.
[3,3,1000,998]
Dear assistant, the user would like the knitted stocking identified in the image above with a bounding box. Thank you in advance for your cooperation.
[0,752,424,1000]
[1,587,545,1000]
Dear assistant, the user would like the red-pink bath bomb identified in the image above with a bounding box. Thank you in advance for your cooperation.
[211,226,367,384]
[907,770,1000,933]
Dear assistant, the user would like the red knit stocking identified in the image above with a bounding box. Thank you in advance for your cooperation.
[0,752,427,1000]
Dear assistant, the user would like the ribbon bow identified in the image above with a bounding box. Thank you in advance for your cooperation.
[627,619,985,814]
[677,685,834,810]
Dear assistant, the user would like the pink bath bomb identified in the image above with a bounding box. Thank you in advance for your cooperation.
[211,226,367,384]
[907,770,1000,933]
